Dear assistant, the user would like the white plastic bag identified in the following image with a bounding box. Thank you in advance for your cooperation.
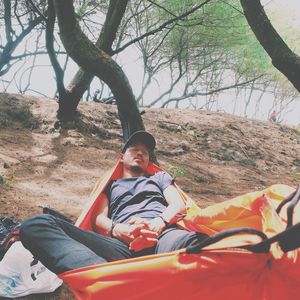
[0,241,63,298]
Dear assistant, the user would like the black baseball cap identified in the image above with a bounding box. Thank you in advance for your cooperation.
[122,131,156,153]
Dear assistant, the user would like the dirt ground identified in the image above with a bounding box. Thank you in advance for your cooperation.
[0,93,300,299]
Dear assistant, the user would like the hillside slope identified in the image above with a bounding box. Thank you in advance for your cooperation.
[0,93,300,299]
[1,93,299,220]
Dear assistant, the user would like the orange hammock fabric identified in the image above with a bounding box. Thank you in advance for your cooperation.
[59,162,299,300]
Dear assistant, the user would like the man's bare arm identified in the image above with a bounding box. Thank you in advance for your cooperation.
[95,193,154,245]
[94,193,114,236]
[144,184,186,234]
[161,184,186,223]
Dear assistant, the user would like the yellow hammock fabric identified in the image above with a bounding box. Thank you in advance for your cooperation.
[59,161,299,300]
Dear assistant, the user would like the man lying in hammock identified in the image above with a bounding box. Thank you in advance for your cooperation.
[20,131,208,275]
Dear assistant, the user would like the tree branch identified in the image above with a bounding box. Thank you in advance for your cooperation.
[114,0,212,54]
[0,15,43,75]
[27,0,48,21]
[146,0,177,17]
[4,0,13,43]
[240,0,300,92]
[161,75,264,108]
[46,0,65,96]
[11,51,66,60]
[96,0,130,55]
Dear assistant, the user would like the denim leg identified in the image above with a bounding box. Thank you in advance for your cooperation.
[20,214,132,274]
[156,227,208,253]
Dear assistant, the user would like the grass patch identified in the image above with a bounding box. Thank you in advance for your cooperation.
[292,172,300,181]
[165,163,185,179]
[291,125,300,135]
[0,175,13,189]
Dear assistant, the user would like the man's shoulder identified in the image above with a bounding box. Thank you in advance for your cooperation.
[148,171,166,178]
[149,171,174,182]
[149,170,162,175]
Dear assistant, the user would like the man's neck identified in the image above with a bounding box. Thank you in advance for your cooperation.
[122,167,146,178]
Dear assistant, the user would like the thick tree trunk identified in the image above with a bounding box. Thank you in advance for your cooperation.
[58,0,128,120]
[240,0,300,92]
[59,0,123,111]
[53,0,144,139]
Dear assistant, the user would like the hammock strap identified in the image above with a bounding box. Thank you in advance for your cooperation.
[185,227,268,254]
[276,189,296,215]
[186,221,300,254]
[276,184,300,228]
[244,222,300,253]
[286,184,300,228]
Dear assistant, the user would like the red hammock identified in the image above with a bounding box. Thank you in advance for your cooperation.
[59,161,300,300]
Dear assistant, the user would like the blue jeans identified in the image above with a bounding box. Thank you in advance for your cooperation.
[20,214,207,274]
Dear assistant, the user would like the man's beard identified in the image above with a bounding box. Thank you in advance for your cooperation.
[131,165,144,174]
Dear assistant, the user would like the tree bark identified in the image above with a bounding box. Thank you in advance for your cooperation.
[58,1,129,123]
[46,0,66,97]
[53,0,144,139]
[240,0,300,92]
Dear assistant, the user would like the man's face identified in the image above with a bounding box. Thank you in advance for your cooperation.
[121,143,150,174]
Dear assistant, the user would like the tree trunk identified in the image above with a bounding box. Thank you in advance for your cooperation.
[240,0,300,92]
[58,1,130,125]
[53,0,144,139]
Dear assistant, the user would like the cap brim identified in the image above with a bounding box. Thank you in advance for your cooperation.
[122,131,156,153]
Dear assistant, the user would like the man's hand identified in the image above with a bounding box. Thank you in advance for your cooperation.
[113,222,158,251]
[129,216,166,235]
[145,217,166,235]
[112,222,145,244]
[125,216,167,252]
[129,229,158,252]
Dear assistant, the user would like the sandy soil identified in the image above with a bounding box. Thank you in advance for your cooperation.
[0,93,300,299]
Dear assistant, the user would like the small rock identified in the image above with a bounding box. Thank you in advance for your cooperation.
[194,175,207,183]
[54,121,61,130]
[32,154,58,163]
[292,159,300,167]
[3,162,10,169]
[180,142,190,151]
